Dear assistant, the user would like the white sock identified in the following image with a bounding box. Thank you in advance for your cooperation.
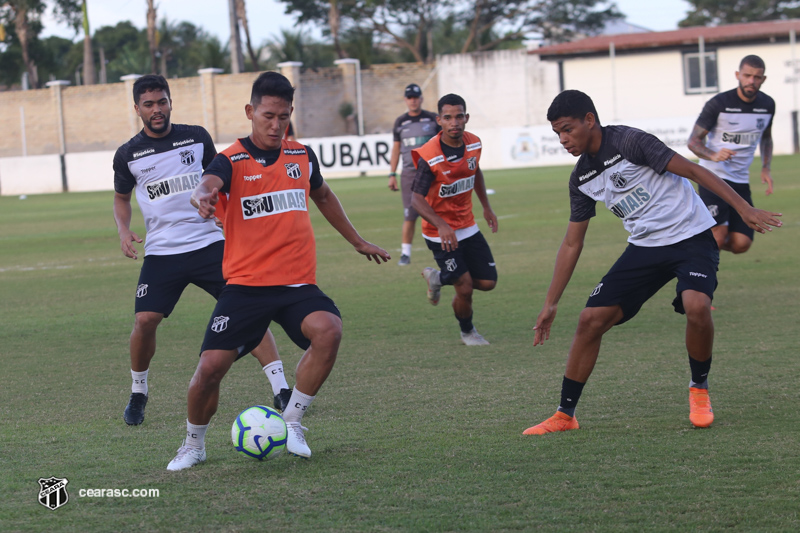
[131,369,148,395]
[262,362,290,396]
[401,243,412,257]
[185,420,208,449]
[282,388,315,423]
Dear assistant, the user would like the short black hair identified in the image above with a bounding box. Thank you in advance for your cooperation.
[251,71,295,106]
[546,90,600,125]
[132,74,170,104]
[437,93,466,114]
[740,54,766,72]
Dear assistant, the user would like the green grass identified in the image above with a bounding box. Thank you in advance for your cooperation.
[1,158,798,532]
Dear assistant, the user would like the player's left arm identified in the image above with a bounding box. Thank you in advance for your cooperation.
[666,154,782,234]
[473,167,497,233]
[759,123,774,196]
[310,182,390,264]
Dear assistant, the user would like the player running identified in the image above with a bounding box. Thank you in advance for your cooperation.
[524,90,781,435]
[688,54,775,255]
[113,75,290,428]
[167,72,390,471]
[411,93,499,346]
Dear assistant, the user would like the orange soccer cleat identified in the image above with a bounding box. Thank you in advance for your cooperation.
[689,387,714,428]
[523,411,579,435]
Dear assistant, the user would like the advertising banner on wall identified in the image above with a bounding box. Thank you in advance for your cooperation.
[499,116,697,170]
[300,134,394,174]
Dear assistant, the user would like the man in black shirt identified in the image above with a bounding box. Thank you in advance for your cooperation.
[388,83,441,265]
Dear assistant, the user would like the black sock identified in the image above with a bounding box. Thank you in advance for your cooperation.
[557,376,585,417]
[456,314,473,334]
[689,356,712,388]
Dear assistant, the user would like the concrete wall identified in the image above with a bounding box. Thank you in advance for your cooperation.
[0,87,62,156]
[437,49,561,128]
[0,61,439,158]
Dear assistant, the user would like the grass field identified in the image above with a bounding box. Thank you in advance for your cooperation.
[1,158,798,532]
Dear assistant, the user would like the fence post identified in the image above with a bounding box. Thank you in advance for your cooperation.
[278,62,303,138]
[198,68,224,142]
[45,80,70,191]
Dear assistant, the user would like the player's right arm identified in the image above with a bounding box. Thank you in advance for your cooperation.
[388,140,401,191]
[190,174,224,219]
[687,123,736,162]
[533,219,589,346]
[113,191,143,260]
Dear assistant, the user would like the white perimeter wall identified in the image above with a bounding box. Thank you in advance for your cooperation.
[3,44,796,196]
[437,49,562,129]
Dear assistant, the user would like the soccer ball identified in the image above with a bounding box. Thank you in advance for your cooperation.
[231,405,287,460]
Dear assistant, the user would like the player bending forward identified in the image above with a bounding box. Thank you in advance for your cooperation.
[167,72,389,471]
[524,90,781,436]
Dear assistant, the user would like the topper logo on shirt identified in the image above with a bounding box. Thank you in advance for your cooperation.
[285,162,302,179]
[241,189,307,219]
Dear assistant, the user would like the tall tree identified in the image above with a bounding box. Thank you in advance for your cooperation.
[679,0,800,27]
[146,0,156,73]
[1,0,81,87]
[277,0,622,62]
[80,0,94,84]
[235,0,259,70]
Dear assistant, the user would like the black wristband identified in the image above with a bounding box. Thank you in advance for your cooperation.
[388,172,396,177]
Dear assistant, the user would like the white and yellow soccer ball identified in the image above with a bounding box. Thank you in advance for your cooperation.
[231,405,287,460]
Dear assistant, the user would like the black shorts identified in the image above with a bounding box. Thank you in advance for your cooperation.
[425,231,498,286]
[400,170,419,222]
[201,284,341,358]
[698,181,755,240]
[586,230,719,324]
[135,240,226,317]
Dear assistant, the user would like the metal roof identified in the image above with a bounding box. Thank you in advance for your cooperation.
[531,19,800,58]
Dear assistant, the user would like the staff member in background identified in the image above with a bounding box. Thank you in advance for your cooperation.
[388,83,441,266]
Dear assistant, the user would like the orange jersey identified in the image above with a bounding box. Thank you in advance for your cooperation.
[219,139,316,286]
[411,131,482,239]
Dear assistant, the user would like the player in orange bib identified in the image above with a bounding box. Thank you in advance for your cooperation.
[411,94,499,346]
[166,72,390,471]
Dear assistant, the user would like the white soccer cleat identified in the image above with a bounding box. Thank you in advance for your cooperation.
[422,267,442,306]
[166,441,207,471]
[286,422,311,458]
[460,328,490,346]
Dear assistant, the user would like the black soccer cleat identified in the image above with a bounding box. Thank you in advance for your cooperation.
[124,392,148,425]
[274,388,293,412]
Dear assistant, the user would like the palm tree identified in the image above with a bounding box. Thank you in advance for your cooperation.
[81,0,95,84]
[235,0,259,71]
[4,0,38,87]
[146,0,157,73]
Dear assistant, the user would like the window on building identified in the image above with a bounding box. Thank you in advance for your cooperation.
[684,51,718,94]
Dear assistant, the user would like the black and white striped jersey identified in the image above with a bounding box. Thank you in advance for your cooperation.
[569,126,715,247]
[113,124,223,256]
[695,88,775,184]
